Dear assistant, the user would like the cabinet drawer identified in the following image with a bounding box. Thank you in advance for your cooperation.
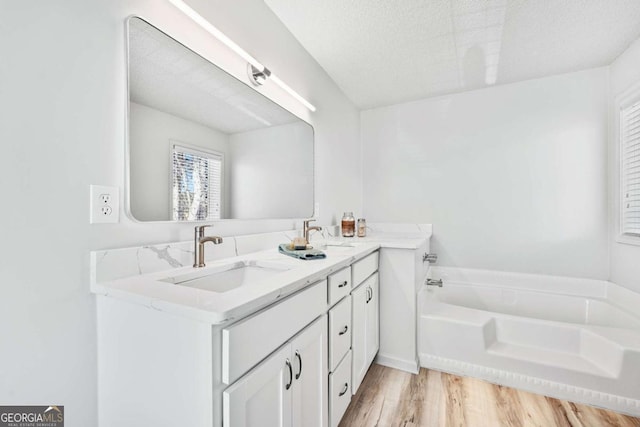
[352,251,378,287]
[327,266,351,307]
[329,350,352,427]
[222,280,327,385]
[328,295,351,372]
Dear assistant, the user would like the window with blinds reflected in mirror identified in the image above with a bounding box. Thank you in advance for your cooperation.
[171,142,222,221]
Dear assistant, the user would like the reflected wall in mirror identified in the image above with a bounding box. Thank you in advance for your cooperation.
[127,17,314,221]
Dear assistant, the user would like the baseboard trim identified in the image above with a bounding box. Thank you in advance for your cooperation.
[375,353,419,374]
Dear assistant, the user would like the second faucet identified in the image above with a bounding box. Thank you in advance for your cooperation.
[303,219,322,244]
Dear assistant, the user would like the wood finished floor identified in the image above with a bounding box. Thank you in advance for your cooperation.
[339,364,640,427]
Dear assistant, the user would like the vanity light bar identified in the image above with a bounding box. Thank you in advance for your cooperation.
[167,0,265,72]
[270,73,316,112]
[167,0,317,112]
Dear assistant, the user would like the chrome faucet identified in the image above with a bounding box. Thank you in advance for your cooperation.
[426,278,443,288]
[193,225,223,268]
[303,219,322,244]
[423,253,438,263]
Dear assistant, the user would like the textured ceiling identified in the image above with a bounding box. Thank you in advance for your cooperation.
[128,18,297,134]
[264,0,640,109]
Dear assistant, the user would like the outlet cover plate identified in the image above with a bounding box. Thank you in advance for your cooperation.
[90,185,119,224]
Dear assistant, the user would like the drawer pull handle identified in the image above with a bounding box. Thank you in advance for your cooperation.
[295,351,302,380]
[339,383,349,396]
[339,325,348,336]
[338,280,348,288]
[366,287,372,303]
[285,359,293,390]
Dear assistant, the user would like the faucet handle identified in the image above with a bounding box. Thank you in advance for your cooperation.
[303,218,316,227]
[195,224,212,236]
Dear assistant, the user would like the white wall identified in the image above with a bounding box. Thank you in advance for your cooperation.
[362,69,609,279]
[0,1,360,425]
[609,38,640,293]
[229,122,313,219]
[129,102,231,221]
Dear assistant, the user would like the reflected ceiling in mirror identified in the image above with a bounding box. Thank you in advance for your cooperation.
[127,17,314,221]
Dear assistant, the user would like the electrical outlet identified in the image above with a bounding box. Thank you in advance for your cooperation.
[90,185,119,224]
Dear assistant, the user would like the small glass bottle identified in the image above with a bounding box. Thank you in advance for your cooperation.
[357,218,367,237]
[341,212,355,237]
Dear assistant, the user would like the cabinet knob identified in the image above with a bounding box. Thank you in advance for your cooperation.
[285,359,293,390]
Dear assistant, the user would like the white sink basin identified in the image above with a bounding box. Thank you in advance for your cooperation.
[160,260,291,293]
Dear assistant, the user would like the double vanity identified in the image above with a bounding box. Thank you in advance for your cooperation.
[91,224,431,427]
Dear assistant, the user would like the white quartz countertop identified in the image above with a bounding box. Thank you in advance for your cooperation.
[91,242,380,325]
[319,233,430,249]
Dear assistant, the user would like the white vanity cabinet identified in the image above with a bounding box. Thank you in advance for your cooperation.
[327,268,354,427]
[351,272,379,393]
[223,315,327,427]
[348,251,381,396]
[377,242,430,374]
[326,251,380,427]
[94,244,382,427]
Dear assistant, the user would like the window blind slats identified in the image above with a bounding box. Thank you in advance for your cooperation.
[623,114,640,127]
[171,144,222,221]
[623,164,640,175]
[624,123,640,137]
[623,102,640,116]
[624,156,640,167]
[624,171,640,181]
[622,100,640,235]
[624,144,640,156]
[624,135,640,147]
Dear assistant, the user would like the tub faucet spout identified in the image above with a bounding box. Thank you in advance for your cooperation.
[426,278,443,287]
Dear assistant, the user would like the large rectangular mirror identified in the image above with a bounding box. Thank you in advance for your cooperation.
[126,17,314,221]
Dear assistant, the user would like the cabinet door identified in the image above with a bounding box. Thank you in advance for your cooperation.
[350,282,368,394]
[224,344,293,427]
[365,273,380,367]
[292,316,328,427]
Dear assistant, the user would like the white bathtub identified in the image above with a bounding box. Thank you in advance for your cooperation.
[418,267,640,416]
